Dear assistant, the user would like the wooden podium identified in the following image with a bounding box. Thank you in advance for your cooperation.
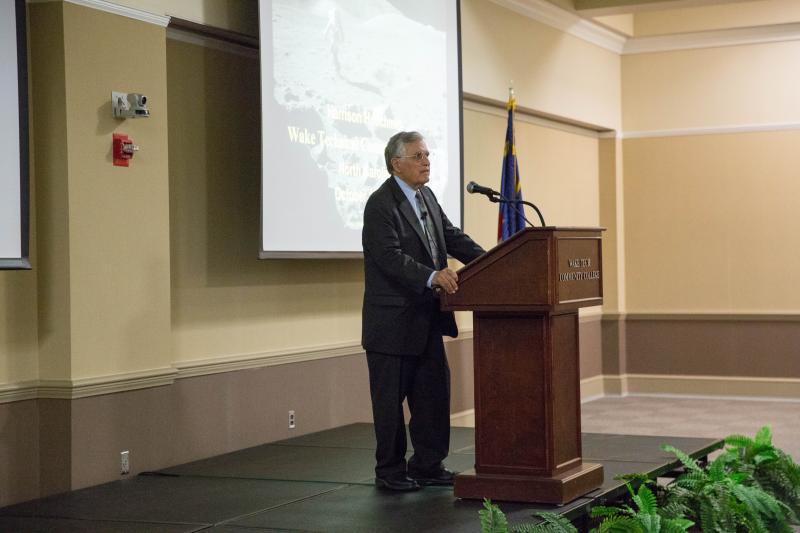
[441,227,604,504]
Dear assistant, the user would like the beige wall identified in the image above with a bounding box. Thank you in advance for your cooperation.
[461,0,622,130]
[623,131,800,313]
[62,4,172,379]
[598,137,625,313]
[622,41,800,132]
[29,2,71,383]
[594,14,634,36]
[622,32,800,314]
[634,0,800,36]
[167,39,365,362]
[618,17,800,393]
[0,271,38,385]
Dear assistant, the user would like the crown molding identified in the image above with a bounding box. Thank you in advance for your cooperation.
[624,22,800,55]
[462,97,606,138]
[167,28,258,59]
[622,122,800,139]
[67,0,169,26]
[489,0,626,54]
[486,1,800,56]
[28,0,171,27]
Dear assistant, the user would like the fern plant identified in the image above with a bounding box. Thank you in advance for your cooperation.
[661,443,794,532]
[721,425,800,519]
[479,499,577,533]
[589,481,694,533]
[480,499,510,533]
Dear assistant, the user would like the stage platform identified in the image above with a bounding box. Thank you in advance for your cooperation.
[0,423,722,532]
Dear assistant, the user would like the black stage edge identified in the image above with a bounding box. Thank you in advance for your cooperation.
[0,423,722,532]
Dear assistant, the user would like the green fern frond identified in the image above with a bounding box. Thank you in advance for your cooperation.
[724,433,754,449]
[659,500,691,520]
[733,484,785,521]
[753,449,778,465]
[594,515,643,533]
[480,499,509,533]
[662,444,702,473]
[755,425,773,447]
[660,517,694,533]
[510,525,540,533]
[615,472,651,485]
[633,485,658,515]
[591,506,623,518]
[633,512,660,533]
[526,512,578,532]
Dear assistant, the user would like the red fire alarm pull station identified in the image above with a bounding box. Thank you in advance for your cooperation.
[113,133,139,167]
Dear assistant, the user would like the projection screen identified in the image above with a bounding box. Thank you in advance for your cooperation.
[0,0,29,270]
[259,0,463,257]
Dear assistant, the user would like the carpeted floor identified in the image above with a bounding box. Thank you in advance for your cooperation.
[581,395,800,462]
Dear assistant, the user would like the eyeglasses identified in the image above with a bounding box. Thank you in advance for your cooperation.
[393,151,431,162]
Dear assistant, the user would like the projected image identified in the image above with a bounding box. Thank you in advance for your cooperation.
[260,0,461,255]
[273,0,448,229]
[0,0,27,269]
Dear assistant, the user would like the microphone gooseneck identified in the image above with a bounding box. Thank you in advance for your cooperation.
[466,181,547,227]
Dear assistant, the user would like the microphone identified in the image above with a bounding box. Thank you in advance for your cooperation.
[466,181,499,198]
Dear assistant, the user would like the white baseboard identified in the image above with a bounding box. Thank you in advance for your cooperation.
[619,373,800,402]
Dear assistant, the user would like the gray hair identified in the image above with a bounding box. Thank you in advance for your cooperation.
[384,131,424,174]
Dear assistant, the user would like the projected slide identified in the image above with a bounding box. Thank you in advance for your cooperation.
[259,0,462,256]
[0,0,28,269]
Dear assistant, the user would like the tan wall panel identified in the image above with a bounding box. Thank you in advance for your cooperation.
[622,41,800,131]
[69,354,373,491]
[29,2,72,381]
[579,316,603,379]
[62,4,172,378]
[625,318,800,379]
[462,0,621,130]
[0,271,38,384]
[623,131,800,312]
[598,137,622,312]
[0,400,40,507]
[634,0,800,37]
[167,40,364,362]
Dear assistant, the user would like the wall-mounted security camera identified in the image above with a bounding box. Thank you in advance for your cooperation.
[112,91,150,119]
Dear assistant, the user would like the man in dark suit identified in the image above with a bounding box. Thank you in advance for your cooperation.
[362,131,485,491]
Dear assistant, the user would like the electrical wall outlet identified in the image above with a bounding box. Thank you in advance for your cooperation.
[120,450,130,475]
[288,410,296,429]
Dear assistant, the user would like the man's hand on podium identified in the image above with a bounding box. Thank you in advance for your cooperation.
[432,268,459,294]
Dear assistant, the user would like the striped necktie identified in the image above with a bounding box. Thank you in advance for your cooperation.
[415,190,441,269]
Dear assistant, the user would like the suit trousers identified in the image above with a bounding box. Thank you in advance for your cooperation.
[366,325,451,478]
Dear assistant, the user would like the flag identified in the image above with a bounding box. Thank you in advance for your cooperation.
[498,95,525,242]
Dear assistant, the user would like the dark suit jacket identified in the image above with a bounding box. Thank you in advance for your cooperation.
[361,177,485,356]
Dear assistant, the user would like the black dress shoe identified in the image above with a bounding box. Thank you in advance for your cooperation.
[408,467,457,486]
[375,473,421,492]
